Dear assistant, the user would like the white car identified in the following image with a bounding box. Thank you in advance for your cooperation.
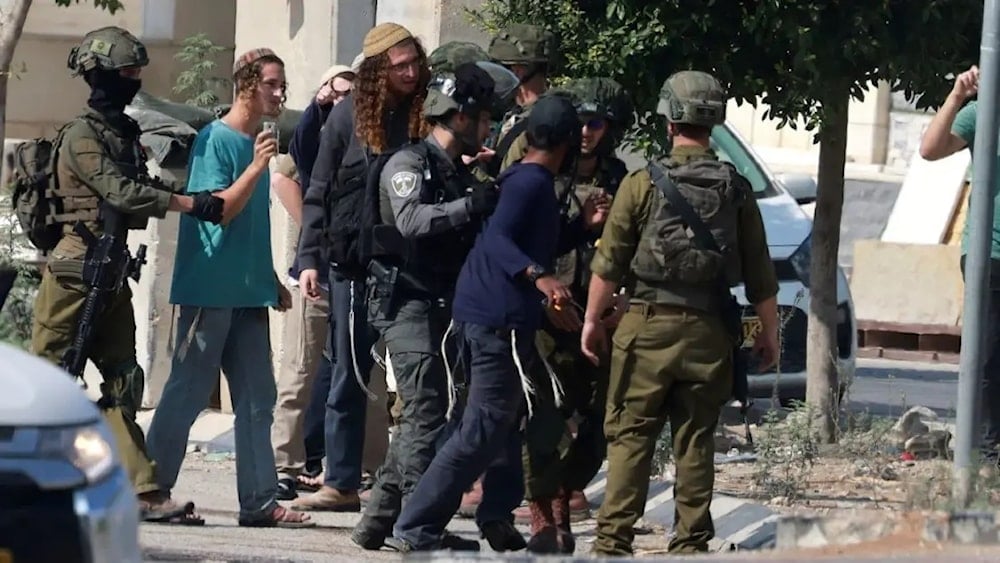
[0,343,141,563]
[711,124,857,405]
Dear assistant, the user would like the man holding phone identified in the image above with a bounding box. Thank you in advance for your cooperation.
[146,48,310,528]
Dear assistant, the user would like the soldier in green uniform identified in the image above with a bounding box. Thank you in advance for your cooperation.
[517,78,633,554]
[485,24,556,173]
[580,71,781,556]
[30,26,224,525]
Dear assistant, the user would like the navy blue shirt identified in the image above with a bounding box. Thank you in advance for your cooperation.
[453,162,585,330]
[287,98,333,282]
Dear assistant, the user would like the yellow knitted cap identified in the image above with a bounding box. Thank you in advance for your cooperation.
[362,23,413,58]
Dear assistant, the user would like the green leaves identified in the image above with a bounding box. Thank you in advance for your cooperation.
[53,0,125,14]
[172,34,230,108]
[472,0,981,155]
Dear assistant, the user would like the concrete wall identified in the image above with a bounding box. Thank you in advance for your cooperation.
[726,81,893,169]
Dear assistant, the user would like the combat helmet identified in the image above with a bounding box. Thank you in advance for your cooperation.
[428,41,492,74]
[557,77,634,151]
[488,24,555,66]
[424,61,518,122]
[656,70,726,127]
[68,26,149,76]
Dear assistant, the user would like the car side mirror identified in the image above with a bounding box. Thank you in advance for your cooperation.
[789,233,812,288]
[778,173,818,205]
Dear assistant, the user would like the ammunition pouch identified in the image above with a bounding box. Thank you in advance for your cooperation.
[47,258,85,281]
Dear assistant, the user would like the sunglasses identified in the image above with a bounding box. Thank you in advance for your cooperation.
[582,118,606,131]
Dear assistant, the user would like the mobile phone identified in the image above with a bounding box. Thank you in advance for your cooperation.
[262,120,279,148]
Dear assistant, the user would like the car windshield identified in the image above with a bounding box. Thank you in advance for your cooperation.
[710,125,780,198]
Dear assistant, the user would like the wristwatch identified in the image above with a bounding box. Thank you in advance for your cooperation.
[526,264,549,283]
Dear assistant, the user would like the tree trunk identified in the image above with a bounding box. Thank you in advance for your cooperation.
[805,91,849,444]
[0,0,34,178]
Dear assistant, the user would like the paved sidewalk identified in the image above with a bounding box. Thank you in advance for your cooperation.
[135,409,777,552]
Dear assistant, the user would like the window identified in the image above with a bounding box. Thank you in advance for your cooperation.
[710,125,779,198]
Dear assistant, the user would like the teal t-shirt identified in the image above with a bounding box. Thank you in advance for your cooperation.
[170,119,277,307]
[952,101,1000,258]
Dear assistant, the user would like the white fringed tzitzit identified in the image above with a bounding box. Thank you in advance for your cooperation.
[536,344,565,409]
[510,330,536,419]
[440,319,459,421]
[348,280,378,402]
[371,344,386,371]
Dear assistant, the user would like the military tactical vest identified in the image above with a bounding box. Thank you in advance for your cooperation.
[381,141,485,293]
[630,155,749,311]
[55,110,151,237]
[552,156,628,298]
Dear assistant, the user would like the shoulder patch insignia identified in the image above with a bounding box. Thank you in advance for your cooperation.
[391,171,418,198]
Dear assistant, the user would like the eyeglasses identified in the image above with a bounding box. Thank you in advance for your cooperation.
[388,58,421,74]
[583,118,606,131]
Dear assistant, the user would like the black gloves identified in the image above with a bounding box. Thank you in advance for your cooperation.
[188,191,225,224]
[468,182,499,216]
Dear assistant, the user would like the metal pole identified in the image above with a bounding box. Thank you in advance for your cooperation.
[954,0,1000,508]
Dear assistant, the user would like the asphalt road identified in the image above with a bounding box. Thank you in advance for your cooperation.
[848,357,959,421]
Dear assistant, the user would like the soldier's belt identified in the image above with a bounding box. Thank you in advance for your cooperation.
[628,302,696,317]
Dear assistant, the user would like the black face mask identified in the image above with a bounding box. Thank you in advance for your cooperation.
[85,70,142,113]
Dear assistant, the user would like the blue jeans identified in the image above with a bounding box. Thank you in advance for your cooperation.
[393,322,528,548]
[323,274,377,490]
[303,349,330,472]
[147,307,278,516]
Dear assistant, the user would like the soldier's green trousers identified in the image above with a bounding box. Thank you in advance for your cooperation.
[594,302,733,556]
[522,325,608,500]
[31,263,159,495]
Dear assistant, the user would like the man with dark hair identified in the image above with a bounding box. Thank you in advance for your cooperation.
[30,25,223,526]
[387,94,607,553]
[352,61,518,552]
[485,23,556,175]
[581,70,779,555]
[294,22,430,512]
[146,48,312,528]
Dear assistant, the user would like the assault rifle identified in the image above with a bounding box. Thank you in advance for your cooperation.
[60,203,146,378]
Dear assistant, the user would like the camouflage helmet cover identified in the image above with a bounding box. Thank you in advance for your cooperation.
[428,41,492,74]
[657,70,726,127]
[68,26,149,76]
[558,77,635,132]
[487,23,554,65]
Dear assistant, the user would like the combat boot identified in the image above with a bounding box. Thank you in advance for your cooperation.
[524,498,559,554]
[552,489,576,554]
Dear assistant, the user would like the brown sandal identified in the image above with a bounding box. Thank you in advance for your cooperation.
[239,505,315,529]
